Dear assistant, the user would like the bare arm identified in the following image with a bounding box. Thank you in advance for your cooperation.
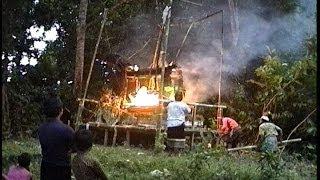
[275,125,283,141]
[220,118,228,133]
[255,134,260,144]
[185,104,191,114]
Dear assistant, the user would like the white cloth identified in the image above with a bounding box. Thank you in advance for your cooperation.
[166,101,191,127]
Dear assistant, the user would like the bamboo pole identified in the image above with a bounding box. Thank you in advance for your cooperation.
[151,28,163,68]
[75,9,108,129]
[128,38,152,60]
[160,99,227,108]
[158,0,173,126]
[159,3,172,98]
[181,0,202,6]
[156,0,173,150]
[227,138,302,152]
[216,10,224,130]
[175,22,194,59]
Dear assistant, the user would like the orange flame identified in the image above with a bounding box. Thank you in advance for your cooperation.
[130,86,159,107]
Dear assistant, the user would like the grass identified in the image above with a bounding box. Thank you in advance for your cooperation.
[2,138,317,180]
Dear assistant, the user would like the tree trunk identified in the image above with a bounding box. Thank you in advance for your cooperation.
[74,0,88,97]
[2,84,10,137]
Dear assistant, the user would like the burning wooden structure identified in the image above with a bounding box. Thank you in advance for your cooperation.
[77,3,228,149]
[122,64,183,125]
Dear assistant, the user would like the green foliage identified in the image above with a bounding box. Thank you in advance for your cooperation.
[2,139,317,179]
[259,152,284,179]
[223,40,317,149]
[255,50,316,139]
[154,131,166,154]
[2,0,169,138]
[2,0,316,166]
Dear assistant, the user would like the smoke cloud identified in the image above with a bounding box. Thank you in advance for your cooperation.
[173,0,316,102]
[113,0,316,102]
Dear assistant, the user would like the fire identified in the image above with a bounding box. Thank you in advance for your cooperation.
[130,86,160,107]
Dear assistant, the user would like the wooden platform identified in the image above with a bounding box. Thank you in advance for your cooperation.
[87,122,217,148]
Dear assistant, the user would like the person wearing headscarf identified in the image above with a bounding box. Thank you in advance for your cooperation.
[255,115,283,153]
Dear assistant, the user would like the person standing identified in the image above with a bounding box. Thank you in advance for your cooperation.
[218,116,241,148]
[38,97,75,180]
[255,115,283,153]
[72,129,108,180]
[166,91,191,140]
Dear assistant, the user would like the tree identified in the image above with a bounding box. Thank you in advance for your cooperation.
[74,0,88,97]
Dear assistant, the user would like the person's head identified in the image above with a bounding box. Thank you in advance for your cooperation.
[74,129,93,153]
[18,153,31,170]
[260,115,270,124]
[43,97,63,118]
[174,91,184,101]
[266,111,273,122]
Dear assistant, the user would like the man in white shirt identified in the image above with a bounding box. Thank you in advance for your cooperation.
[166,91,191,139]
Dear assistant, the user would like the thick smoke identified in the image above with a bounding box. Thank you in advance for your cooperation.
[174,0,316,102]
[112,0,316,102]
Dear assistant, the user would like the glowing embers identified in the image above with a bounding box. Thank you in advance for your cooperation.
[129,86,160,107]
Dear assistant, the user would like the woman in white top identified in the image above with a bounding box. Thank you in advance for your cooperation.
[166,91,191,139]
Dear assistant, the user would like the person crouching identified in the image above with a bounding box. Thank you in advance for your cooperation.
[218,116,242,148]
[255,115,283,153]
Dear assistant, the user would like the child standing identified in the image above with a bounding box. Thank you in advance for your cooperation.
[71,129,108,180]
[6,153,32,180]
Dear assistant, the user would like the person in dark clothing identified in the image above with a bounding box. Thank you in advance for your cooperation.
[38,97,75,180]
[71,129,108,180]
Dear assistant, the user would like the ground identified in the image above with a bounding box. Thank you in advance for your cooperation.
[2,138,317,180]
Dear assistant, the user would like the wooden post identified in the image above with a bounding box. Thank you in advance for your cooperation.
[151,28,163,68]
[157,0,173,148]
[190,105,197,149]
[126,129,130,147]
[104,129,108,146]
[216,10,224,135]
[112,125,117,147]
[159,3,173,96]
